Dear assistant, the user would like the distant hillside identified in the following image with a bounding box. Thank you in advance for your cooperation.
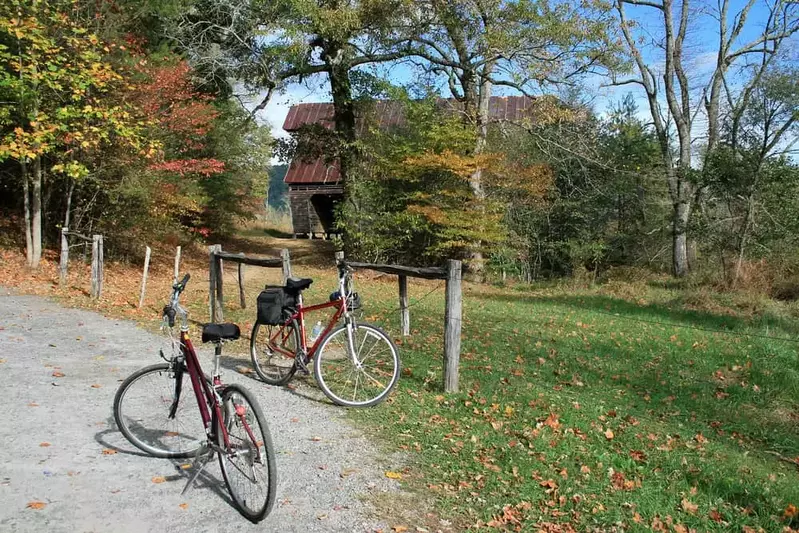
[267,164,288,211]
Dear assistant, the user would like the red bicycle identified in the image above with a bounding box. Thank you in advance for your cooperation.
[113,274,277,523]
[250,260,401,407]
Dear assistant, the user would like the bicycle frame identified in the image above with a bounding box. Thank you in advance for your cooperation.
[178,330,233,450]
[293,299,345,356]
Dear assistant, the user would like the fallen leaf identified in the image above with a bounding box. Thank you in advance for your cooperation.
[392,526,409,532]
[27,402,39,407]
[604,429,614,440]
[90,384,102,389]
[179,464,192,470]
[784,504,798,519]
[39,442,51,447]
[26,501,46,510]
[0,359,6,364]
[709,509,723,522]
[151,476,166,484]
[385,471,403,480]
[101,449,117,455]
[310,436,322,442]
[52,371,65,378]
[290,417,299,423]
[681,498,698,515]
[178,503,188,510]
[340,468,359,478]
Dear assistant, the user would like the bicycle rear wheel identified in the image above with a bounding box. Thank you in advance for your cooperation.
[217,384,277,523]
[314,323,401,407]
[113,363,207,458]
[250,314,300,385]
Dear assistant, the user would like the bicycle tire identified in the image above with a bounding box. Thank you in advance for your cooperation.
[250,312,300,386]
[314,323,401,407]
[217,384,277,523]
[113,363,208,458]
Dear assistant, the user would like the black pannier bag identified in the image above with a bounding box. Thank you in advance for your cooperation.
[257,285,297,325]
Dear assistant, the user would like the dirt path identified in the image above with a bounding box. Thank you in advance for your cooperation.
[0,290,400,532]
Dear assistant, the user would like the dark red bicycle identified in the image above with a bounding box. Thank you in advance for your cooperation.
[113,274,277,523]
[250,260,401,407]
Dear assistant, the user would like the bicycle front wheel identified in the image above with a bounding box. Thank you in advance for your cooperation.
[314,323,401,407]
[250,315,300,386]
[113,363,207,458]
[218,384,277,523]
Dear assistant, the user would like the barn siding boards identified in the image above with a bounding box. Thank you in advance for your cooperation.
[288,185,343,237]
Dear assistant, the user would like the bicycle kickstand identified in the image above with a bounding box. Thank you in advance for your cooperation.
[181,446,215,495]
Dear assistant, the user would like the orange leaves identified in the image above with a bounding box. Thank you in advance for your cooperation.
[26,501,46,510]
[604,428,615,440]
[39,442,51,447]
[680,498,698,515]
[52,371,65,378]
[101,449,117,455]
[151,476,166,484]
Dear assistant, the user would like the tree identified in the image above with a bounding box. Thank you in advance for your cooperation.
[168,0,409,187]
[390,0,620,275]
[704,66,798,285]
[609,0,798,276]
[0,0,150,267]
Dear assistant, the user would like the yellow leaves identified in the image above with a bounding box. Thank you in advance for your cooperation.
[384,471,403,480]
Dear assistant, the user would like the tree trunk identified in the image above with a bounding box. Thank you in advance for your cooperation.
[327,48,356,187]
[22,160,33,267]
[672,200,691,277]
[464,62,495,280]
[64,179,75,229]
[31,156,43,268]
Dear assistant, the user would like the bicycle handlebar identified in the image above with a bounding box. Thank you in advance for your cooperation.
[164,273,191,327]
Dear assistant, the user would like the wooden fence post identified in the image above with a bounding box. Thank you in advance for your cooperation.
[281,248,292,283]
[90,235,103,299]
[215,249,224,321]
[59,228,69,286]
[98,235,104,297]
[399,275,409,337]
[174,245,181,282]
[138,245,151,308]
[443,259,462,393]
[208,245,217,322]
[238,253,246,309]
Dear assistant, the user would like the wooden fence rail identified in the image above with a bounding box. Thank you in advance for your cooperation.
[208,245,292,323]
[342,254,463,393]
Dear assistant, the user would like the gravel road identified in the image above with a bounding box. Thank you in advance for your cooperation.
[0,291,401,532]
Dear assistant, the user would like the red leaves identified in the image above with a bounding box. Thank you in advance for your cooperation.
[148,158,225,177]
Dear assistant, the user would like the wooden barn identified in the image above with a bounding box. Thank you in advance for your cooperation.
[281,96,536,238]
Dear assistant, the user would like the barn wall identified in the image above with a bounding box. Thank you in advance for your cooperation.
[288,185,344,235]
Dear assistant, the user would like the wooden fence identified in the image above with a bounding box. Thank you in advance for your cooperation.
[207,245,464,394]
[59,228,103,299]
[339,252,463,394]
[208,245,292,323]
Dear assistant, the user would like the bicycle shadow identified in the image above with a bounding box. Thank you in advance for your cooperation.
[215,354,332,406]
[94,423,234,507]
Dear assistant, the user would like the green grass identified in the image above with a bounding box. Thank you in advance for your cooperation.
[344,280,799,531]
[159,258,799,531]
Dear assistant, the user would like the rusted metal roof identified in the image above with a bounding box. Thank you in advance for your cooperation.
[283,96,534,184]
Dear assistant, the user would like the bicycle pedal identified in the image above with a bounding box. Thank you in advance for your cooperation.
[295,355,310,375]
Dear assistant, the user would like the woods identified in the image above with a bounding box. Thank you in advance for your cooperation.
[1,0,797,289]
